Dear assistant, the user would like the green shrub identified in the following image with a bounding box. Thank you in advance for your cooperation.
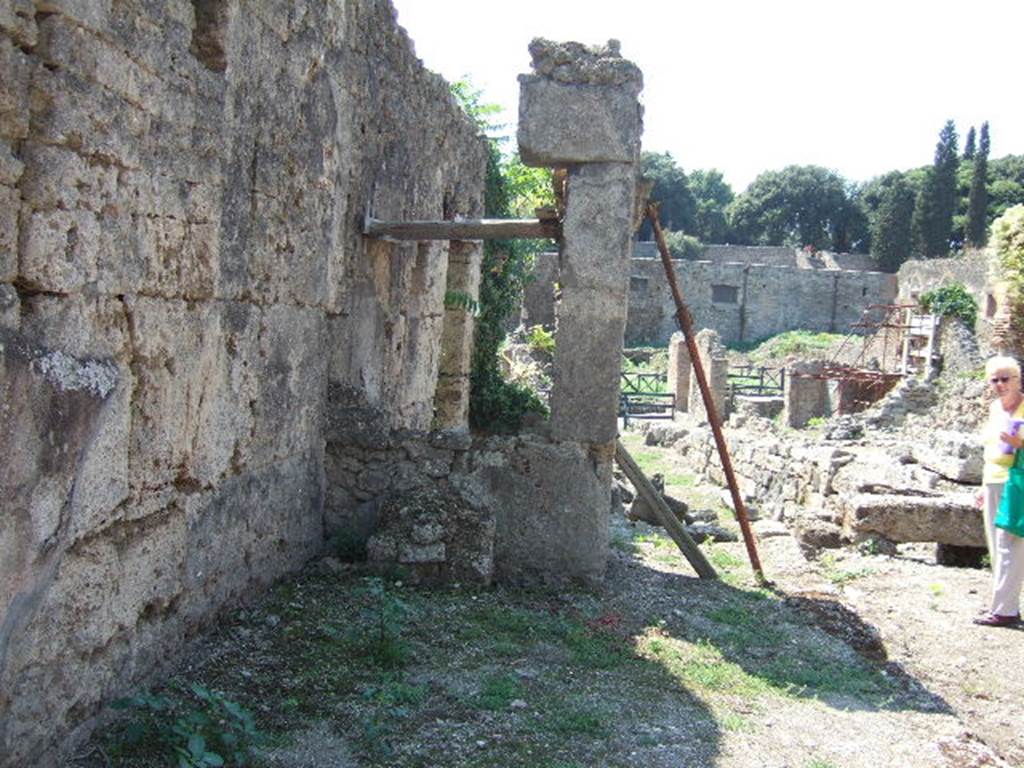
[526,324,555,356]
[109,684,262,767]
[663,229,704,260]
[919,282,977,328]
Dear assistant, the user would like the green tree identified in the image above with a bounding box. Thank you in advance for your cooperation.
[965,121,990,248]
[688,168,734,243]
[911,120,960,257]
[863,171,916,272]
[989,155,1024,222]
[638,151,696,240]
[450,80,549,432]
[963,126,976,161]
[727,165,864,251]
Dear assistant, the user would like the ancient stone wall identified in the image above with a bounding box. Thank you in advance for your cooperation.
[0,2,485,764]
[623,257,898,346]
[897,251,992,351]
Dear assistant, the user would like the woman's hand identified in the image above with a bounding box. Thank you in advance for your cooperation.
[1000,431,1024,450]
[975,488,985,509]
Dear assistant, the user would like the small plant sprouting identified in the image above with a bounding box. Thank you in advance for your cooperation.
[526,324,556,356]
[360,577,413,669]
[109,683,261,767]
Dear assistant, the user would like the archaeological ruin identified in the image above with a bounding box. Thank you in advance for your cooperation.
[0,1,653,762]
[2,2,1014,765]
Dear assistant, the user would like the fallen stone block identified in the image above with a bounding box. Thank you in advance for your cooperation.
[840,492,983,547]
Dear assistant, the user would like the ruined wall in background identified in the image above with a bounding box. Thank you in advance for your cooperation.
[0,2,485,764]
[897,251,992,353]
[525,250,898,346]
[624,257,897,347]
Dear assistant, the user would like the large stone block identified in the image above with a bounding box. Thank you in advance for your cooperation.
[0,184,17,280]
[0,0,37,48]
[560,163,635,292]
[19,208,101,292]
[126,297,258,490]
[0,37,30,140]
[454,435,611,586]
[841,492,984,547]
[517,40,642,166]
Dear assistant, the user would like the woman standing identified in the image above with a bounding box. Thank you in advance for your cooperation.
[974,355,1024,626]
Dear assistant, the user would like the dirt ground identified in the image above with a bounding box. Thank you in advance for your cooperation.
[616,432,1023,768]
[78,432,1022,768]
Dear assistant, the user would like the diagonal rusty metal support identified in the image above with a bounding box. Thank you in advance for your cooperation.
[646,203,767,585]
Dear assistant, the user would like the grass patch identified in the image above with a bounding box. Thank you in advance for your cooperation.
[819,553,874,587]
[474,673,523,711]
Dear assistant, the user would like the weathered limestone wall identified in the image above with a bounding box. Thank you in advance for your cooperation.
[897,251,992,351]
[624,258,898,346]
[0,2,485,764]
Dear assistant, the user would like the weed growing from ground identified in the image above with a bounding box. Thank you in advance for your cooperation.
[107,683,261,767]
[818,553,874,587]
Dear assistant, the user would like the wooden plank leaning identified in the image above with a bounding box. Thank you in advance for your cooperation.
[614,439,718,580]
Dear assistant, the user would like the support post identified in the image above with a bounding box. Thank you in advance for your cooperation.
[647,204,767,584]
[614,441,717,580]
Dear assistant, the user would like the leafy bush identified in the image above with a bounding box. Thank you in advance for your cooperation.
[452,80,551,433]
[526,324,555,356]
[110,684,262,767]
[919,282,977,328]
[663,229,704,260]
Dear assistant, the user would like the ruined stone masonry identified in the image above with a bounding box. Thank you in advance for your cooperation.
[1,4,647,762]
[1,2,487,764]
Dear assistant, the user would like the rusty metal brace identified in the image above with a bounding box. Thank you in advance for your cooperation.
[646,203,768,586]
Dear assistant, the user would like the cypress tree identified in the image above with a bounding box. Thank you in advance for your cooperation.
[966,121,990,248]
[963,126,976,160]
[870,172,916,272]
[911,120,960,258]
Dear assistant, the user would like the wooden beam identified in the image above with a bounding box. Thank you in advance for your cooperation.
[364,217,559,241]
[614,440,718,580]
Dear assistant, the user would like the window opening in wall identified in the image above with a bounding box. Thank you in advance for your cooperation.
[630,276,649,295]
[986,293,997,319]
[711,284,739,304]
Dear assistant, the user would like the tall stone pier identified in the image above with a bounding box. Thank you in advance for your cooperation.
[482,39,641,583]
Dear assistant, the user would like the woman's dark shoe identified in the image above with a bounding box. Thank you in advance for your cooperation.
[972,612,1021,627]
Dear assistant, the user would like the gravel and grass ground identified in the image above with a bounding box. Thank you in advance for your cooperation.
[77,435,1020,768]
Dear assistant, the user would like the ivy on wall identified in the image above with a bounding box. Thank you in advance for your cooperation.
[451,81,553,433]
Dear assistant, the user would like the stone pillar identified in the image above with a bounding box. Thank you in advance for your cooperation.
[688,329,728,425]
[521,250,559,329]
[434,241,482,428]
[518,38,643,444]
[784,360,830,428]
[667,332,690,413]
[473,38,642,585]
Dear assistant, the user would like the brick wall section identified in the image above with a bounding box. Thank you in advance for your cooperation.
[0,2,485,764]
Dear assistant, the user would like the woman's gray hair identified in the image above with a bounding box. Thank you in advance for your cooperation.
[985,355,1021,378]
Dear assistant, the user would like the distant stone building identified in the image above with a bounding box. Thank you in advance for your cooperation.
[522,243,898,346]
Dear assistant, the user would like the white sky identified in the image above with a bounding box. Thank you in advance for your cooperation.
[391,0,1024,192]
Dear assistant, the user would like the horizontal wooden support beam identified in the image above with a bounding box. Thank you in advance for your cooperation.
[364,217,559,241]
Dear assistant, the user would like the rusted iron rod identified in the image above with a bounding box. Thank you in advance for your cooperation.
[364,217,559,241]
[646,203,767,584]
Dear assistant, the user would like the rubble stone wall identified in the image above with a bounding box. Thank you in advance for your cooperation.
[518,250,903,347]
[623,257,898,346]
[0,2,485,764]
[897,251,992,351]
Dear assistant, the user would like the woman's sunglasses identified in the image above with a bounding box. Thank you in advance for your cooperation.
[990,375,1016,384]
